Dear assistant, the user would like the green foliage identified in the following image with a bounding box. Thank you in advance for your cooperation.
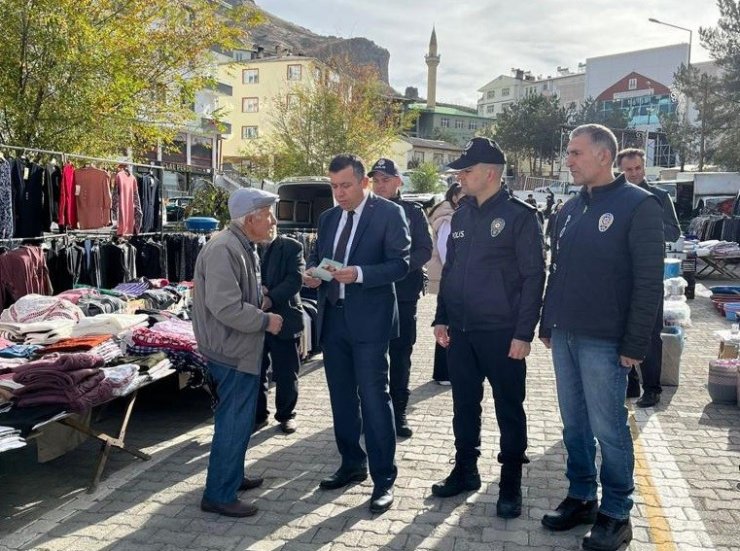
[485,94,569,174]
[409,163,443,193]
[186,184,230,229]
[241,62,415,180]
[695,0,740,170]
[569,97,630,130]
[658,110,697,170]
[0,0,261,156]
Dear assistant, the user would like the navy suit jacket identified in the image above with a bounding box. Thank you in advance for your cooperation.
[308,192,411,343]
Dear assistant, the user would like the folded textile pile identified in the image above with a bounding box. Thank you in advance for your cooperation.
[112,281,152,298]
[0,425,25,452]
[40,335,113,354]
[72,314,149,337]
[125,325,204,388]
[0,294,84,324]
[131,326,196,353]
[12,353,114,411]
[0,320,76,345]
[90,339,124,363]
[101,364,140,397]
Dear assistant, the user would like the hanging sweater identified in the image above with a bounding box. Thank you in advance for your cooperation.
[113,170,143,236]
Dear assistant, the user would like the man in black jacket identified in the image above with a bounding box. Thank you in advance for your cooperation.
[618,148,681,408]
[255,233,305,434]
[431,137,546,519]
[370,158,433,438]
[539,125,664,551]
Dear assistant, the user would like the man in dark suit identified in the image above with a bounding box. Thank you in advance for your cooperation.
[255,233,305,434]
[369,158,432,438]
[617,148,680,408]
[303,154,410,514]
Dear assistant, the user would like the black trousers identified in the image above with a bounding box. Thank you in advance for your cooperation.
[256,335,300,423]
[389,300,418,417]
[629,302,663,393]
[448,328,528,466]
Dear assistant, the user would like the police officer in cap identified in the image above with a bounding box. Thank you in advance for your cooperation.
[432,137,546,519]
[370,158,433,438]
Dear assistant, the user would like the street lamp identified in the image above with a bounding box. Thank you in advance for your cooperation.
[648,17,692,68]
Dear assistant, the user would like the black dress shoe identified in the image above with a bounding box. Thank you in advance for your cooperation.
[369,488,394,513]
[542,496,598,531]
[200,498,258,517]
[636,390,660,408]
[239,476,264,491]
[319,468,368,490]
[582,513,632,551]
[496,489,522,519]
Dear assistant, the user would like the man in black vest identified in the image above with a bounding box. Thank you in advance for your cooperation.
[255,233,305,434]
[539,125,664,551]
[618,148,681,408]
[369,158,433,438]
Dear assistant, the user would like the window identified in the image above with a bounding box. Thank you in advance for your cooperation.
[486,105,495,114]
[242,97,258,113]
[433,153,444,164]
[242,69,259,84]
[440,117,450,128]
[469,121,478,130]
[455,119,464,129]
[412,151,425,163]
[241,126,258,139]
[501,87,510,96]
[487,90,496,99]
[287,64,302,81]
[628,78,637,90]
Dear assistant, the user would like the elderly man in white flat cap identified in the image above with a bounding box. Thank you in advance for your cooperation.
[193,187,284,517]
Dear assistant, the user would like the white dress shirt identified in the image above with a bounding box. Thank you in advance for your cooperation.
[332,192,368,298]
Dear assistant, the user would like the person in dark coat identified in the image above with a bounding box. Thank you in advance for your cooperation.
[255,233,305,434]
[617,147,680,408]
[370,158,433,438]
[539,125,664,551]
[432,137,546,519]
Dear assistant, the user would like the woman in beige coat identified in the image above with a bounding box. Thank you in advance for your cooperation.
[425,183,463,384]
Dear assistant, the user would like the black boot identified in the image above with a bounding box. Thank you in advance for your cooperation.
[496,463,522,519]
[431,463,481,497]
[395,412,413,438]
[582,513,632,551]
[542,497,598,531]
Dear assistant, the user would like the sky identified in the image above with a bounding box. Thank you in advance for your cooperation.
[257,0,722,107]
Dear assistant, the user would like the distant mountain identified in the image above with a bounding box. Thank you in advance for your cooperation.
[233,0,391,83]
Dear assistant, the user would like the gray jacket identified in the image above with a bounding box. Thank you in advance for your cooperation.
[192,223,269,375]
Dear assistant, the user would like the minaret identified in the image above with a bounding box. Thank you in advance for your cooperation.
[425,27,440,109]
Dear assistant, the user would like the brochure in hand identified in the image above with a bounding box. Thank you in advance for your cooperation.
[312,258,344,282]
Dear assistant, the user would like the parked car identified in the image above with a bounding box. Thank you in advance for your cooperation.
[275,176,333,230]
[166,196,193,222]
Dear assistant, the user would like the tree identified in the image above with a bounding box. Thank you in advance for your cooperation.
[658,111,697,171]
[485,94,569,175]
[696,0,740,170]
[569,97,630,130]
[186,183,230,229]
[0,0,261,156]
[409,162,444,193]
[241,62,415,180]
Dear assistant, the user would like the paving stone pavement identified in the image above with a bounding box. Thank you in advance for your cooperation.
[1,282,739,551]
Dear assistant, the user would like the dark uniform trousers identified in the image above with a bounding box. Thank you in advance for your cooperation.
[448,327,528,467]
[389,300,418,415]
[629,301,663,394]
[256,334,301,423]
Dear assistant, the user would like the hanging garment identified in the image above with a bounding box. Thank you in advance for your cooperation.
[58,163,78,228]
[10,159,52,238]
[0,161,12,238]
[46,163,61,223]
[138,173,162,232]
[112,169,143,236]
[0,247,53,309]
[75,166,112,230]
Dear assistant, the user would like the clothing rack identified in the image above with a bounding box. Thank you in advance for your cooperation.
[0,143,163,172]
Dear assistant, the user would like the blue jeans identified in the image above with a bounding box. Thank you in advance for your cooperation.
[551,329,634,520]
[203,360,260,504]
